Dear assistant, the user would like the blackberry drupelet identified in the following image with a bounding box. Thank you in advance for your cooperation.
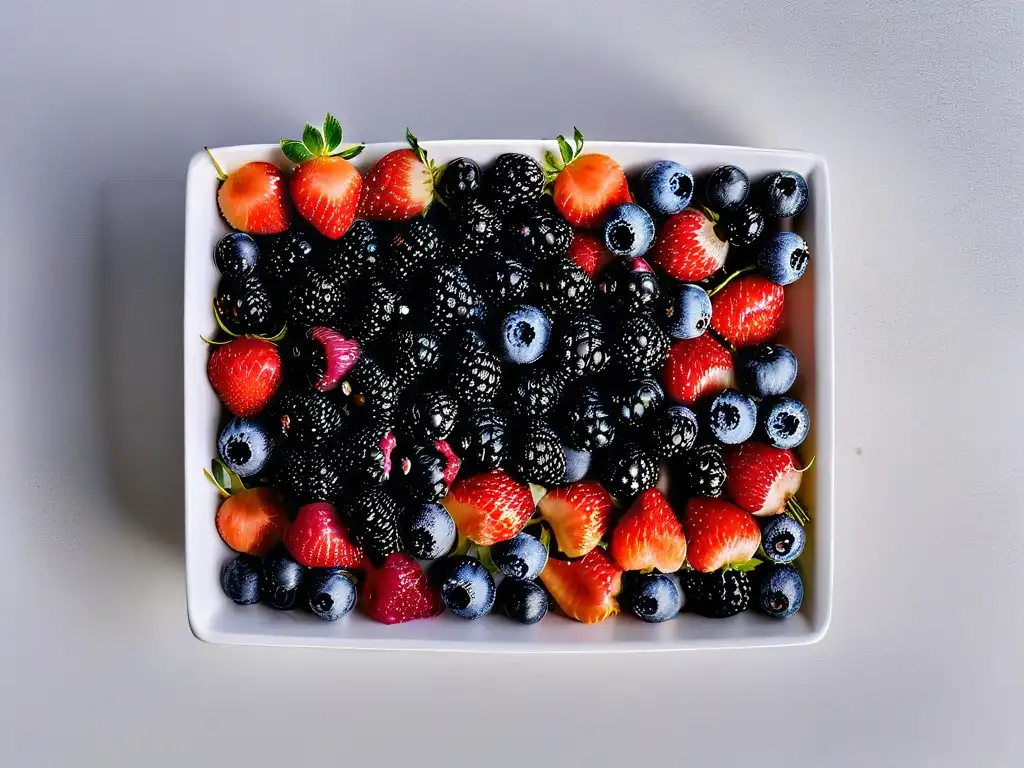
[275,445,344,504]
[322,219,380,284]
[449,407,509,473]
[610,314,669,376]
[484,153,545,215]
[613,376,665,431]
[507,208,573,263]
[393,443,450,504]
[598,442,660,502]
[540,258,594,318]
[398,391,458,442]
[261,229,314,283]
[386,329,443,387]
[339,356,401,420]
[507,369,565,420]
[424,264,485,334]
[549,313,609,379]
[287,266,345,329]
[718,203,765,247]
[275,388,345,446]
[340,424,397,488]
[346,486,403,566]
[512,422,567,487]
[446,340,503,410]
[680,569,751,618]
[343,277,398,344]
[559,380,616,451]
[646,404,699,458]
[448,200,502,262]
[383,218,443,288]
[215,275,281,336]
[596,257,660,317]
[683,443,727,498]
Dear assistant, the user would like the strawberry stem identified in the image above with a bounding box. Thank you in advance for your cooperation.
[708,265,756,297]
[797,455,816,472]
[212,300,239,338]
[205,147,227,181]
[786,497,811,526]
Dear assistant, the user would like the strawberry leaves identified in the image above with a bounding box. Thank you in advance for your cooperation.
[543,126,585,188]
[281,113,364,164]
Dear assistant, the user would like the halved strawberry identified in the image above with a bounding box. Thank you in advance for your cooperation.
[361,553,444,625]
[567,231,616,277]
[538,481,614,558]
[357,130,440,220]
[682,498,760,572]
[206,149,290,235]
[442,470,534,546]
[650,208,729,282]
[724,442,802,516]
[544,129,632,229]
[285,502,365,568]
[711,273,785,347]
[662,333,735,406]
[281,114,364,239]
[540,549,623,624]
[215,486,289,556]
[609,489,686,572]
[207,337,282,417]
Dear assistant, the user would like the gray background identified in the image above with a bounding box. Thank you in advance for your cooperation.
[1,0,1022,765]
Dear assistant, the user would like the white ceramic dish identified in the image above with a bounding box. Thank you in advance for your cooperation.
[184,139,833,651]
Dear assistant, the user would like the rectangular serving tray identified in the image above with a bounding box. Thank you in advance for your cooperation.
[184,139,833,651]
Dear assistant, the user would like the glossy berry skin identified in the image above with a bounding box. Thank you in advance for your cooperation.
[567,231,615,277]
[323,219,380,284]
[342,356,401,419]
[424,264,484,334]
[208,337,282,418]
[755,564,804,618]
[220,554,262,605]
[447,342,503,410]
[758,170,809,218]
[348,486,404,566]
[262,229,314,283]
[680,569,751,618]
[287,267,345,329]
[449,199,503,261]
[306,569,358,621]
[705,165,750,212]
[540,258,594,318]
[651,208,729,283]
[613,377,665,432]
[597,257,660,317]
[387,330,443,388]
[640,160,694,215]
[289,155,363,239]
[710,274,785,348]
[508,369,564,420]
[718,204,765,247]
[340,426,397,489]
[706,388,758,444]
[443,470,535,546]
[603,203,656,259]
[759,396,810,450]
[598,442,660,502]
[758,231,810,286]
[611,314,669,377]
[361,553,444,625]
[760,515,806,564]
[623,572,682,623]
[450,408,509,473]
[562,446,592,483]
[344,277,399,344]
[496,578,549,625]
[485,153,545,214]
[549,313,609,379]
[285,502,364,569]
[507,209,574,263]
[480,255,534,309]
[735,343,798,397]
[560,381,616,451]
[401,391,458,442]
[275,388,344,446]
[491,532,548,580]
[683,443,727,498]
[275,446,343,504]
[403,503,458,560]
[500,305,552,364]
[260,546,306,610]
[215,160,291,235]
[218,418,274,478]
[384,218,443,288]
[214,232,259,277]
[437,157,482,206]
[394,443,450,504]
[215,275,279,336]
[433,556,496,619]
[512,422,567,487]
[647,405,699,459]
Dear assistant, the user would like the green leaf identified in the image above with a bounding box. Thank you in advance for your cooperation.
[203,468,230,499]
[280,139,315,164]
[322,113,342,153]
[211,300,239,338]
[573,127,584,154]
[302,123,325,156]
[476,546,499,574]
[454,535,472,556]
[210,459,232,495]
[539,526,552,554]
[557,135,573,164]
[542,150,562,174]
[406,128,428,165]
[731,558,762,572]
[335,143,365,160]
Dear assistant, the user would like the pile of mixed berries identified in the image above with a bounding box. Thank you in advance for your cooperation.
[207,114,813,627]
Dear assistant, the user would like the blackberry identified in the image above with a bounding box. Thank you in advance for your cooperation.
[549,313,609,379]
[322,220,380,284]
[610,314,669,376]
[287,267,345,329]
[718,203,765,247]
[540,258,594,318]
[477,255,534,310]
[449,407,509,473]
[647,405,699,458]
[506,209,573,263]
[339,356,400,420]
[343,277,398,344]
[340,425,397,488]
[399,391,458,442]
[383,218,442,289]
[386,330,443,387]
[680,569,751,618]
[275,388,345,446]
[512,422,566,487]
[507,369,564,420]
[447,341,503,410]
[612,376,664,431]
[346,486,403,566]
[484,153,545,215]
[559,380,616,451]
[275,446,343,504]
[261,229,314,283]
[393,443,449,504]
[597,257,660,316]
[683,443,727,498]
[424,264,485,334]
[215,275,281,336]
[437,157,482,206]
[449,200,502,261]
[598,442,659,502]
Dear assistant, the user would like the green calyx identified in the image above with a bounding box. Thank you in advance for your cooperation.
[281,113,364,164]
[406,128,444,211]
[786,497,811,526]
[541,127,585,186]
[205,300,287,344]
[203,458,245,498]
[205,147,228,181]
[727,558,762,573]
[475,545,499,574]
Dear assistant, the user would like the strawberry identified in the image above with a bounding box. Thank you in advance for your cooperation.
[682,498,760,572]
[206,149,290,235]
[540,549,623,624]
[285,502,365,568]
[662,333,735,406]
[361,553,444,625]
[609,489,686,572]
[650,208,729,282]
[215,486,289,556]
[442,470,534,546]
[281,114,364,239]
[724,442,803,516]
[207,337,282,417]
[543,129,632,229]
[711,273,785,347]
[567,231,615,277]
[538,481,614,558]
[357,129,440,220]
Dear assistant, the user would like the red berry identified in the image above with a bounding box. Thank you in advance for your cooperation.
[711,273,785,347]
[566,231,614,277]
[357,131,438,220]
[215,487,289,556]
[442,470,534,546]
[207,337,282,417]
[209,152,290,235]
[682,498,760,572]
[285,502,365,568]
[609,489,687,572]
[538,481,614,558]
[361,553,444,625]
[540,548,623,624]
[723,442,802,516]
[661,334,735,406]
[650,209,728,281]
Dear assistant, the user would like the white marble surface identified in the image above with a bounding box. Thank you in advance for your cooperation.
[1,1,1021,765]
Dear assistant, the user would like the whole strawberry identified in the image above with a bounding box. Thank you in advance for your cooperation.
[215,486,289,557]
[281,114,364,239]
[682,498,760,572]
[723,442,803,516]
[357,129,441,220]
[650,208,729,282]
[442,470,535,546]
[207,337,282,417]
[543,129,632,229]
[206,149,290,235]
[361,553,444,625]
[285,502,365,569]
[662,334,735,406]
[711,273,785,347]
[538,481,615,558]
[609,489,686,573]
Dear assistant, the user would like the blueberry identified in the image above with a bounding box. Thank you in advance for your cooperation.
[623,572,682,623]
[562,445,592,483]
[260,546,305,610]
[437,157,482,206]
[760,396,810,450]
[433,556,496,619]
[664,283,712,339]
[735,343,798,397]
[403,503,457,560]
[214,232,259,277]
[759,170,808,218]
[220,554,261,605]
[603,203,655,258]
[640,160,694,215]
[496,578,549,625]
[491,533,548,580]
[707,388,757,444]
[758,231,810,286]
[755,564,804,618]
[760,515,806,564]
[705,165,749,212]
[306,568,357,621]
[500,304,552,364]
[217,418,274,478]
